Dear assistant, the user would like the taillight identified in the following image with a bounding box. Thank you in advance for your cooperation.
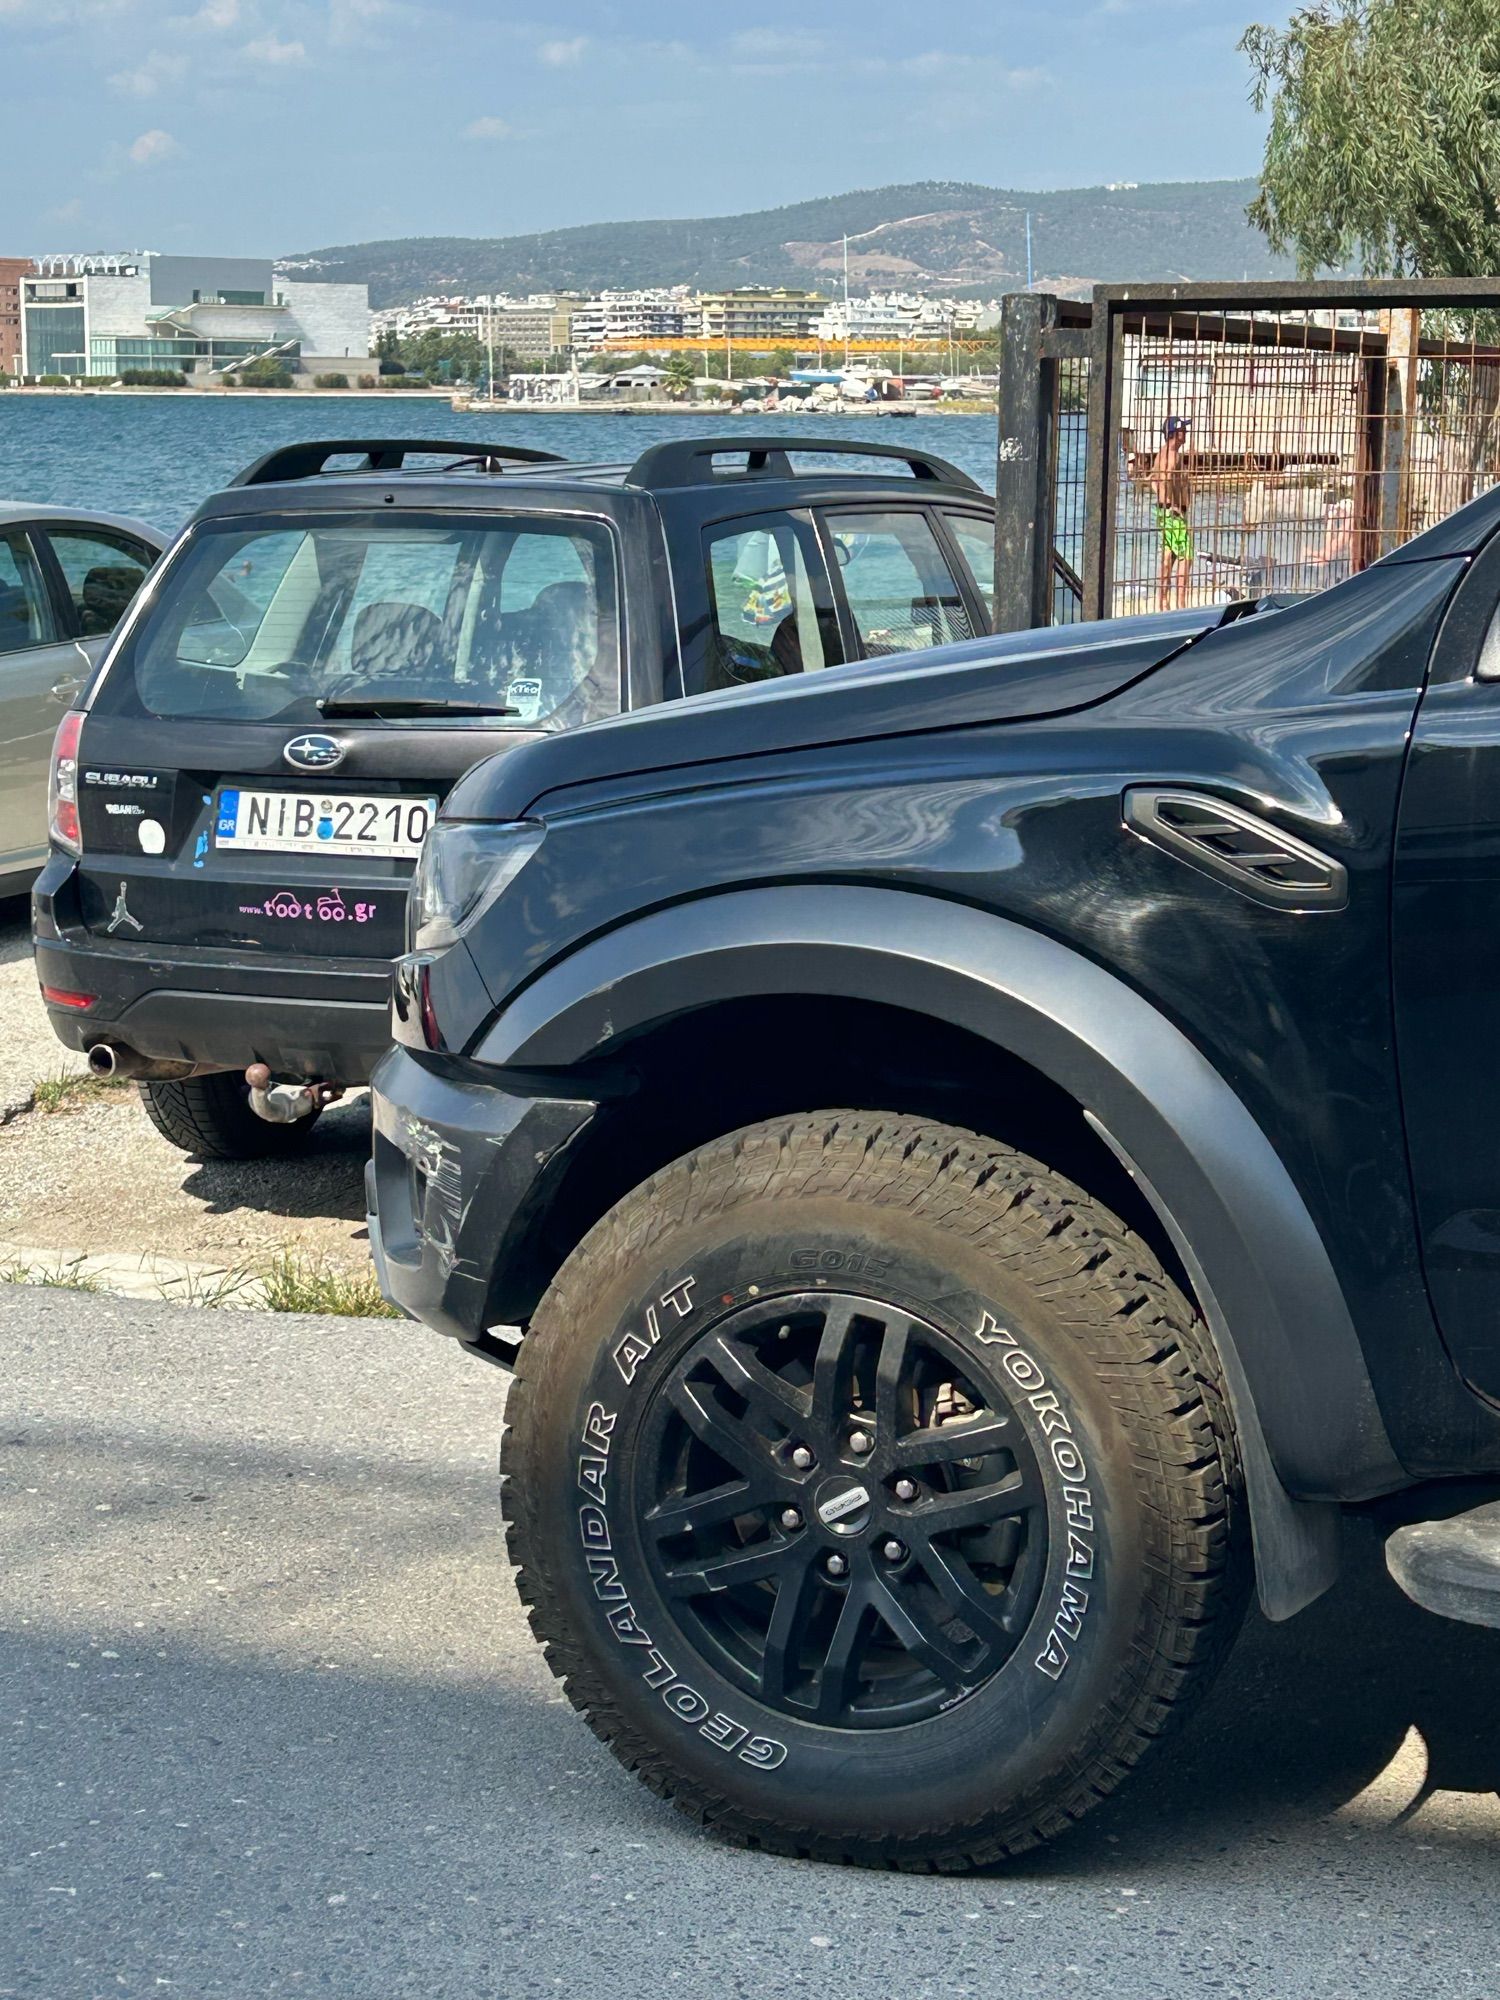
[418,961,443,1051]
[41,984,95,1010]
[48,711,84,856]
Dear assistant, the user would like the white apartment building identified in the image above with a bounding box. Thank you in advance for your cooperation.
[811,292,998,346]
[568,290,695,353]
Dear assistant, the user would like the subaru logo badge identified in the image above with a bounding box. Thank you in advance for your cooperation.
[283,732,345,772]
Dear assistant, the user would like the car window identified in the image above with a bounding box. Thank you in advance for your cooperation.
[822,508,975,656]
[704,511,836,689]
[943,514,995,629]
[110,514,620,728]
[44,526,155,637]
[0,531,55,656]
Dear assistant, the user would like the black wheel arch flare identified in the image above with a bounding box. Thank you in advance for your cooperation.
[471,885,1408,1617]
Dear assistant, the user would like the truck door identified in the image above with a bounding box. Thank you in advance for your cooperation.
[1394,536,1500,1395]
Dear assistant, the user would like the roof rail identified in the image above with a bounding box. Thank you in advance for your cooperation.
[228,439,566,488]
[625,434,981,493]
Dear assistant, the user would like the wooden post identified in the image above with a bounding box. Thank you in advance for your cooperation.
[994,292,1054,633]
[1381,307,1421,554]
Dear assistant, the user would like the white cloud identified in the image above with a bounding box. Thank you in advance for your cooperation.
[47,196,84,223]
[128,127,182,165]
[537,34,587,66]
[178,0,238,26]
[109,49,189,96]
[328,0,396,46]
[463,115,511,141]
[242,31,306,62]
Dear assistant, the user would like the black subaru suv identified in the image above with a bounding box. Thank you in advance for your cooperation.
[369,478,1500,1869]
[31,434,997,1157]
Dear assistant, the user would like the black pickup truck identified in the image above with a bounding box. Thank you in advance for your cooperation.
[33,434,995,1157]
[369,476,1500,1868]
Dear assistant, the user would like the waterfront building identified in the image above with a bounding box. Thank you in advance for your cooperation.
[21,253,370,379]
[698,288,827,342]
[812,292,1001,347]
[372,293,574,361]
[569,289,695,354]
[489,299,575,361]
[0,257,33,376]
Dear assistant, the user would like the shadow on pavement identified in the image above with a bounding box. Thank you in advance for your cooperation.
[177,1095,373,1227]
[5,1519,1500,1998]
[1058,1514,1500,1873]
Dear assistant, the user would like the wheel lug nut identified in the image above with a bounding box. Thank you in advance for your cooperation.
[824,1553,848,1578]
[849,1429,872,1455]
[882,1539,906,1563]
[894,1477,917,1502]
[780,1507,802,1530]
[790,1445,814,1470]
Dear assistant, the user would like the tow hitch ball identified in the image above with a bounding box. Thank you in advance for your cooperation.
[244,1063,343,1125]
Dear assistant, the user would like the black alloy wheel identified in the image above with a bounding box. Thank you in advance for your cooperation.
[636,1292,1047,1728]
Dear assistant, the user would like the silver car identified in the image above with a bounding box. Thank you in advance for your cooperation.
[0,502,165,896]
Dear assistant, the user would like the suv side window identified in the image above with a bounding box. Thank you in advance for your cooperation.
[821,508,975,656]
[704,511,838,690]
[43,526,156,637]
[942,513,996,630]
[0,531,55,655]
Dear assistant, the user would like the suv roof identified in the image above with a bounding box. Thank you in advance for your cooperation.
[190,434,984,523]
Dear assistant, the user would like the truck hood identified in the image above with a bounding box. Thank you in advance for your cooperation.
[448,606,1221,822]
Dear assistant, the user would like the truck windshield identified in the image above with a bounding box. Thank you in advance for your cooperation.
[102,511,620,728]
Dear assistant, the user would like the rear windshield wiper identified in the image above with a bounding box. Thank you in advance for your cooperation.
[317,695,521,718]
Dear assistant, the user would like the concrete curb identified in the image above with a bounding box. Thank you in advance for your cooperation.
[0,1241,268,1307]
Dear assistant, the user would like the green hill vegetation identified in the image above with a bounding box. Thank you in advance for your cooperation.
[283,177,1297,307]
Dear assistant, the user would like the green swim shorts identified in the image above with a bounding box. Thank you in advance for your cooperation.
[1156,506,1194,562]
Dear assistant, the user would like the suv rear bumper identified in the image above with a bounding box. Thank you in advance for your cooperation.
[35,907,392,1086]
[40,960,392,1080]
[367,1043,599,1355]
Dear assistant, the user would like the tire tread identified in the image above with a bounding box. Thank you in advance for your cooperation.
[500,1112,1247,1870]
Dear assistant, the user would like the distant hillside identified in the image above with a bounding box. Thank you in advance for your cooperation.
[283,178,1295,307]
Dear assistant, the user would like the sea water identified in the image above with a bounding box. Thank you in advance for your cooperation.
[0,395,1000,536]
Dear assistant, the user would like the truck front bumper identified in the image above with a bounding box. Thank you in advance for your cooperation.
[366,1042,599,1360]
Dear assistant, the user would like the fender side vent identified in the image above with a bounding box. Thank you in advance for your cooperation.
[1123,787,1347,911]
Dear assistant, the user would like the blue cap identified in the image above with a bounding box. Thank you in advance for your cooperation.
[1163,414,1191,439]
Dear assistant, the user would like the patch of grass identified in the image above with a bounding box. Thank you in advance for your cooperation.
[0,1253,102,1291]
[155,1265,261,1309]
[259,1253,399,1318]
[31,1068,133,1114]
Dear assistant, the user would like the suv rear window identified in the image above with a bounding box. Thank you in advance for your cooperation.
[101,512,619,728]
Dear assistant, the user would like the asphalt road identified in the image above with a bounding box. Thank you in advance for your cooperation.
[4,1286,1500,2000]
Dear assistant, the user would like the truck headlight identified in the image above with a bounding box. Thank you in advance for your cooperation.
[409,820,544,952]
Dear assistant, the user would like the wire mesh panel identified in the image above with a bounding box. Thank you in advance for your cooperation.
[1107,305,1500,615]
[1051,351,1089,623]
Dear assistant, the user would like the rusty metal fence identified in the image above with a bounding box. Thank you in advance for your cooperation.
[995,280,1500,631]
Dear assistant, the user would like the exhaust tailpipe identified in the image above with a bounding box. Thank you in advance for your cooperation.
[87,1042,201,1082]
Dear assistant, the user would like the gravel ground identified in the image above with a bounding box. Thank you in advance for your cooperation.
[6,1284,1500,2000]
[0,898,370,1274]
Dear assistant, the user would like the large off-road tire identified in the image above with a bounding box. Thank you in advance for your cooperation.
[501,1113,1249,1869]
[136,1072,322,1161]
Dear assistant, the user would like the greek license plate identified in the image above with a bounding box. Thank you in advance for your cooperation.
[214,788,437,860]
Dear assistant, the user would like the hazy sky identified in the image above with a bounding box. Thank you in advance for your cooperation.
[1,0,1294,254]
